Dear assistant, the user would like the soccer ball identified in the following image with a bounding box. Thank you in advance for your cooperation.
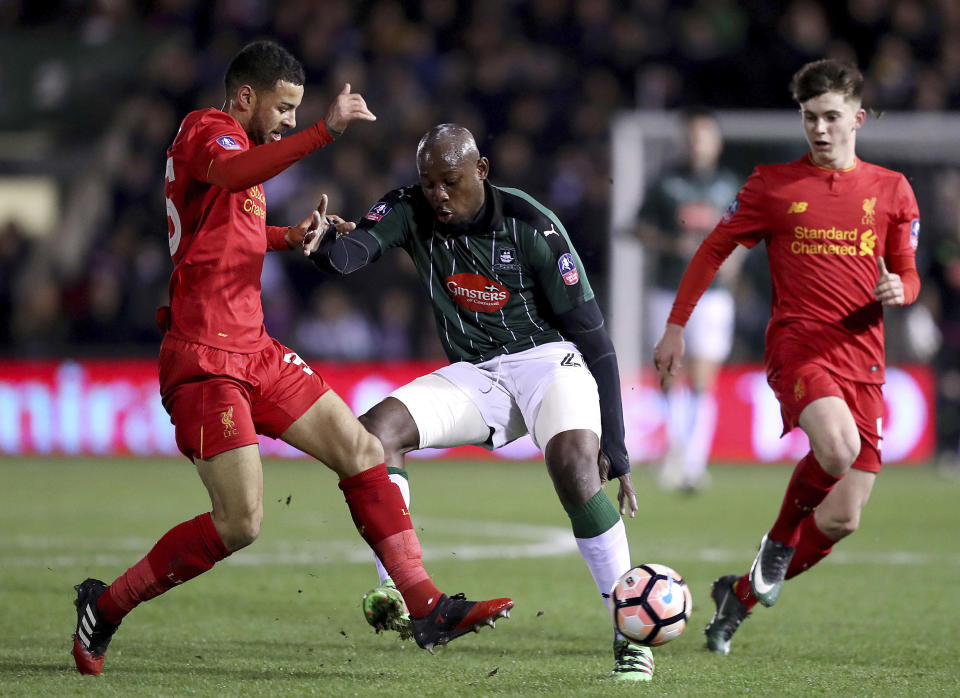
[610,564,693,646]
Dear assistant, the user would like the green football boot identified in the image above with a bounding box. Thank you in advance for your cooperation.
[362,578,413,639]
[612,638,654,681]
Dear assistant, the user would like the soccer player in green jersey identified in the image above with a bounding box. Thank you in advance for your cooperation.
[306,124,650,681]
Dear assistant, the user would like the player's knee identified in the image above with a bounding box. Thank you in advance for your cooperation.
[354,429,385,468]
[545,433,601,507]
[217,508,262,551]
[816,432,861,475]
[359,413,398,455]
[359,400,417,458]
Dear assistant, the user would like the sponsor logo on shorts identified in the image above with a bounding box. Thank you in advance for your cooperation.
[560,353,582,367]
[558,253,579,285]
[793,378,805,402]
[216,136,242,150]
[445,273,510,312]
[365,201,391,221]
[221,406,239,438]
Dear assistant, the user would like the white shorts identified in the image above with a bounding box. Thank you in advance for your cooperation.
[389,341,602,452]
[648,287,734,363]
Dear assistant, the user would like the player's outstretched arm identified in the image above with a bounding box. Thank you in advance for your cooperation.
[324,83,376,135]
[206,85,375,194]
[653,323,685,391]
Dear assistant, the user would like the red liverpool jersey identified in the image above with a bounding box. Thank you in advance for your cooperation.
[672,154,920,384]
[163,109,272,352]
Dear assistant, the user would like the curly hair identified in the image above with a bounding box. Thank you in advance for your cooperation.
[224,40,305,97]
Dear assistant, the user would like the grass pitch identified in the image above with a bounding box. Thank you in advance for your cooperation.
[0,456,958,697]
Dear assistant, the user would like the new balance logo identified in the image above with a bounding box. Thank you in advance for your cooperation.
[560,353,581,367]
[787,201,808,213]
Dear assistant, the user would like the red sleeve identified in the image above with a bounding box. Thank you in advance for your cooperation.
[265,225,290,252]
[667,229,739,326]
[885,174,921,305]
[205,121,336,192]
[711,168,769,248]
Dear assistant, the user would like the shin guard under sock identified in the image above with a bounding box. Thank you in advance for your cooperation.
[340,464,440,617]
[97,512,230,625]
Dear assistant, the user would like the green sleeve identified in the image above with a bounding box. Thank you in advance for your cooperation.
[356,188,414,251]
[520,214,594,316]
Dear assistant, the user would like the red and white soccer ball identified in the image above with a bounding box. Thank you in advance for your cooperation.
[610,563,693,646]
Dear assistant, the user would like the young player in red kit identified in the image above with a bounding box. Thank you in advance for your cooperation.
[71,40,512,675]
[653,59,920,654]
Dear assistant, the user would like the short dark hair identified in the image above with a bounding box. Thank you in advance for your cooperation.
[790,59,863,104]
[681,106,717,124]
[224,40,305,97]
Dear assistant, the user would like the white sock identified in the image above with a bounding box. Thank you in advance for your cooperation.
[575,518,631,611]
[682,391,717,484]
[374,471,412,584]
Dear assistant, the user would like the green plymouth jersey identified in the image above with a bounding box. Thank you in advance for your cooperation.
[358,181,594,364]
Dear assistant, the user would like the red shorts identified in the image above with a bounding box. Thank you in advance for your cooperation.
[158,335,329,461]
[767,362,883,473]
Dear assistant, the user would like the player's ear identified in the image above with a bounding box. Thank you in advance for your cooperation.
[853,107,866,130]
[477,156,489,180]
[236,85,255,111]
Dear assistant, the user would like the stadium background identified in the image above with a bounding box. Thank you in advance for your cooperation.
[0,0,957,464]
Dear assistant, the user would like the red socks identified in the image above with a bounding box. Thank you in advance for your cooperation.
[768,453,840,547]
[339,464,441,617]
[95,466,442,626]
[785,515,835,580]
[97,513,230,625]
[734,575,757,609]
[734,515,838,610]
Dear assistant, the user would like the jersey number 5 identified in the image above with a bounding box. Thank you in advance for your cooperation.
[165,156,182,256]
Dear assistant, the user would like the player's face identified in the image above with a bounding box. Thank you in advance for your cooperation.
[685,116,722,173]
[418,152,489,225]
[247,80,304,146]
[800,91,865,169]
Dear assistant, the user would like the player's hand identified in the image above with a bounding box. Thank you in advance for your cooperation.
[874,257,905,306]
[653,323,685,391]
[617,472,638,518]
[288,194,356,255]
[324,83,376,134]
[598,451,636,516]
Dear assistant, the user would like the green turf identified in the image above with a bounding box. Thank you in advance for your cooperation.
[1,457,958,696]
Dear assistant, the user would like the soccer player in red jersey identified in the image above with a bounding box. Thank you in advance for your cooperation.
[653,59,921,655]
[71,40,512,675]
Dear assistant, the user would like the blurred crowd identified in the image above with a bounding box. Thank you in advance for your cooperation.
[1,0,959,458]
